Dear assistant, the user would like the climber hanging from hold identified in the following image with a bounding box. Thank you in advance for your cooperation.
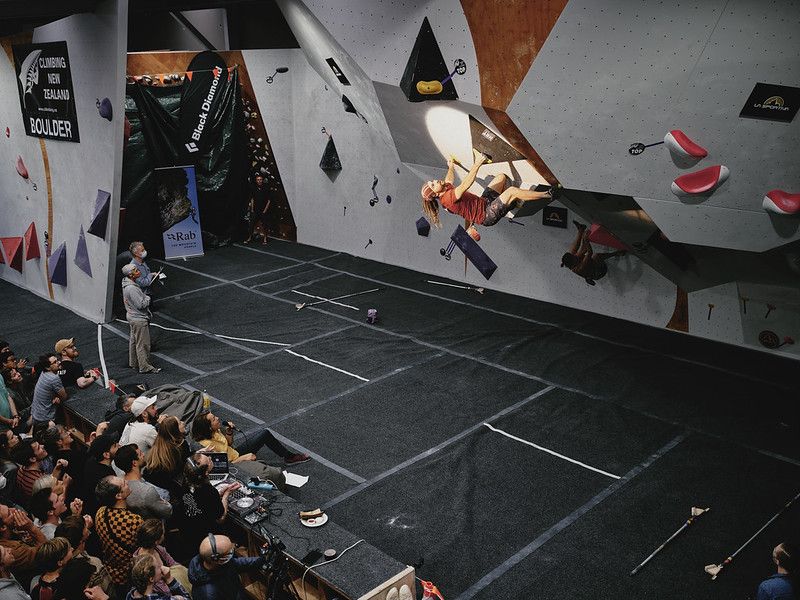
[420,149,557,236]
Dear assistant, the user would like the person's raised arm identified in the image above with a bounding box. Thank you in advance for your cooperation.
[444,158,456,185]
[454,151,487,200]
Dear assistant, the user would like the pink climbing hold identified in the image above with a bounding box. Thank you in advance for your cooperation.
[763,190,800,215]
[671,165,729,196]
[664,130,708,158]
[16,155,29,179]
[5,127,9,138]
[587,223,630,251]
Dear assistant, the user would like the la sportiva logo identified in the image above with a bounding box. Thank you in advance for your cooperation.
[754,95,790,111]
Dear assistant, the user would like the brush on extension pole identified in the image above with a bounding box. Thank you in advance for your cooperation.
[630,506,710,576]
[294,287,385,311]
[704,491,800,580]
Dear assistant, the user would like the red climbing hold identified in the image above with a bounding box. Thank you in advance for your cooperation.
[587,223,630,251]
[664,130,708,158]
[763,190,800,215]
[16,155,29,179]
[671,165,729,195]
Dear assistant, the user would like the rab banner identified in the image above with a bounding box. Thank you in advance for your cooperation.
[13,41,80,142]
[154,165,204,260]
[178,51,229,162]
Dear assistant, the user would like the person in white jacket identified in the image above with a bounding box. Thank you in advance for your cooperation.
[122,265,160,374]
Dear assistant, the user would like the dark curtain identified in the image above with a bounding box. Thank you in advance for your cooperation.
[119,69,248,257]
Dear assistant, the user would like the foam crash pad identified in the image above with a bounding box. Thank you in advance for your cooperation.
[416,216,431,237]
[319,137,342,171]
[400,17,458,102]
[48,242,67,286]
[664,130,708,158]
[88,189,111,239]
[451,224,497,280]
[24,222,41,260]
[671,165,729,196]
[74,226,92,277]
[0,237,23,272]
[469,115,525,164]
[587,223,630,251]
[763,190,800,215]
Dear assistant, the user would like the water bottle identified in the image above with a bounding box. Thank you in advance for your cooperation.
[202,389,211,409]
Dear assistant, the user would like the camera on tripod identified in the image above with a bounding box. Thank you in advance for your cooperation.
[258,530,286,573]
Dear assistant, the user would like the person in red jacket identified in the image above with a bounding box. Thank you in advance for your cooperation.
[420,150,556,236]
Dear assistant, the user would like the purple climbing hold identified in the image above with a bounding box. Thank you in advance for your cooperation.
[74,226,92,277]
[97,98,113,121]
[48,242,67,286]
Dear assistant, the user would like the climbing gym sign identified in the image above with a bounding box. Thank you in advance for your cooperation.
[12,41,80,143]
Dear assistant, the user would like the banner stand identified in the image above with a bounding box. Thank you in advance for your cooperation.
[154,165,204,260]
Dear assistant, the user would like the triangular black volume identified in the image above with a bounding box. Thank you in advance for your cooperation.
[342,94,357,114]
[319,137,342,171]
[469,115,526,163]
[87,200,110,239]
[400,17,458,102]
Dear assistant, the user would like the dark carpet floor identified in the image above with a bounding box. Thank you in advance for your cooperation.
[1,238,798,600]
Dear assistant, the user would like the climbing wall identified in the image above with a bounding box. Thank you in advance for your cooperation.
[508,0,800,253]
[0,0,127,321]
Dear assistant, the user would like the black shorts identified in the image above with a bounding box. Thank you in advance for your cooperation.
[481,188,507,226]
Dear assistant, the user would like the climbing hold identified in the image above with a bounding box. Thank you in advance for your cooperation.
[671,165,729,196]
[24,222,40,260]
[364,239,373,249]
[416,80,443,95]
[88,189,111,239]
[663,130,708,158]
[0,237,24,273]
[5,127,9,137]
[764,303,776,319]
[386,195,392,204]
[319,137,342,171]
[16,156,29,179]
[96,98,113,121]
[450,225,497,280]
[74,226,92,277]
[416,217,430,237]
[762,190,800,215]
[587,223,629,251]
[48,242,67,286]
[707,303,714,320]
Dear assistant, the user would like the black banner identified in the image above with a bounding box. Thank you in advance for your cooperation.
[740,82,800,123]
[177,51,229,162]
[13,41,80,142]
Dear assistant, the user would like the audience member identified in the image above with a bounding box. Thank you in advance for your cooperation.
[41,425,86,493]
[114,445,171,520]
[0,503,47,579]
[94,476,143,594]
[2,367,32,417]
[54,339,100,390]
[105,396,135,438]
[189,533,266,600]
[11,440,66,502]
[30,356,67,427]
[120,397,160,454]
[128,552,189,600]
[142,417,189,498]
[134,520,186,597]
[191,410,309,466]
[757,541,797,600]
[171,453,239,563]
[28,488,81,540]
[0,371,21,433]
[0,544,31,600]
[0,429,21,459]
[29,537,73,600]
[53,515,113,598]
[82,434,120,518]
[53,556,109,600]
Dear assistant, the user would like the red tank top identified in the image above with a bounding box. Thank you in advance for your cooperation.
[439,184,486,224]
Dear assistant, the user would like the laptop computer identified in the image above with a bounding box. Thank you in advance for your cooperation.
[204,452,230,482]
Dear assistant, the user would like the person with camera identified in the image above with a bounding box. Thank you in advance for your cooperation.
[188,532,269,600]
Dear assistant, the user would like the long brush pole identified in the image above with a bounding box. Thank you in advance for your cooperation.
[705,491,800,580]
[295,287,384,310]
[630,507,709,576]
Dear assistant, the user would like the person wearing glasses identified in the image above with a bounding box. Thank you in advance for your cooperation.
[54,338,101,390]
[31,354,68,427]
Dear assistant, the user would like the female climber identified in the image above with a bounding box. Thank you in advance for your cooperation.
[420,150,557,234]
